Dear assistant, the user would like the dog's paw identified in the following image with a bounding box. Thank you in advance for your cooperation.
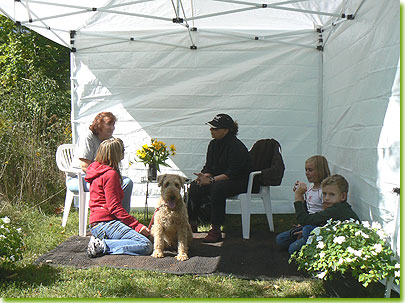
[151,251,164,258]
[175,253,189,261]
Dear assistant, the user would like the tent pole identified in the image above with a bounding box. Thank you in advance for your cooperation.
[189,6,258,21]
[317,47,323,154]
[77,29,185,41]
[0,7,14,22]
[212,0,341,17]
[201,28,314,39]
[70,52,78,144]
[22,0,152,11]
[173,0,196,47]
[78,38,190,52]
[19,9,90,24]
[261,29,315,39]
[97,8,171,22]
[198,29,316,49]
[17,1,71,48]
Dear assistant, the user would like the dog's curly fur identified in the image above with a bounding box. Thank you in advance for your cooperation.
[150,174,193,261]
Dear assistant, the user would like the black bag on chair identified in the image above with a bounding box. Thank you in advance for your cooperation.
[249,139,285,193]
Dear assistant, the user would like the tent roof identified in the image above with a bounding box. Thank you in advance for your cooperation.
[1,0,361,49]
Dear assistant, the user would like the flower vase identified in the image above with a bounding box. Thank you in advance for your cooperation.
[147,163,157,181]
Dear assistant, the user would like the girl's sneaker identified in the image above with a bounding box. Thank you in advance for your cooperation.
[87,236,105,258]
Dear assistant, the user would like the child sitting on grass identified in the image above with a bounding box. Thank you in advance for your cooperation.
[277,174,359,254]
[85,138,152,258]
[276,155,330,254]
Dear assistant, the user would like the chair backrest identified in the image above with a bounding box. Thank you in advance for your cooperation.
[56,144,76,173]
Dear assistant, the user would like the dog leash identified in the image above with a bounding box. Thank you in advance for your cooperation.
[148,207,160,230]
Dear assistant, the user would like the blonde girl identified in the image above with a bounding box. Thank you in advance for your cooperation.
[294,155,331,214]
[85,138,152,258]
[277,155,330,254]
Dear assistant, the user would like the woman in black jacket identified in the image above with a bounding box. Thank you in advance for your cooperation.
[188,114,251,242]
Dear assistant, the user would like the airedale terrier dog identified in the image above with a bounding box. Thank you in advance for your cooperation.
[150,174,193,261]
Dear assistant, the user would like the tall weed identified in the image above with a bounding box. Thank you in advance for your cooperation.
[0,106,70,210]
[0,16,71,211]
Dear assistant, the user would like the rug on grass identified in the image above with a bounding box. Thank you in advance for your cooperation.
[34,229,305,280]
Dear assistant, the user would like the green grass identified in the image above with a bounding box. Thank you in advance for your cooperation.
[0,202,327,299]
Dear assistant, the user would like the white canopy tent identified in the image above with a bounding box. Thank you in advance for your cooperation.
[0,0,399,253]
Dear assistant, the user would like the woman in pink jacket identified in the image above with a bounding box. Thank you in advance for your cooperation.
[85,138,152,258]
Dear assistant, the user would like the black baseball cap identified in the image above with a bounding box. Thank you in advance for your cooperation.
[206,113,234,129]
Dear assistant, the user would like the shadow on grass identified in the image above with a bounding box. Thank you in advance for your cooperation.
[213,213,305,281]
[0,264,62,289]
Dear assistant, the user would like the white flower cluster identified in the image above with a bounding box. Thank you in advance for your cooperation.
[395,263,400,278]
[0,216,24,268]
[291,218,400,287]
[347,246,363,257]
[333,236,345,244]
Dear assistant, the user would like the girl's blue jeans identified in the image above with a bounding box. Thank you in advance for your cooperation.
[66,175,133,213]
[90,220,153,256]
[276,225,316,255]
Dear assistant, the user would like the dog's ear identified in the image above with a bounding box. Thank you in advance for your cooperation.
[178,176,187,185]
[157,174,166,187]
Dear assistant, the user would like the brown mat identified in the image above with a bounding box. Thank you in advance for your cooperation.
[34,229,305,280]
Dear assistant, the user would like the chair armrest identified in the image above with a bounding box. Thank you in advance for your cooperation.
[246,171,261,195]
[64,167,83,176]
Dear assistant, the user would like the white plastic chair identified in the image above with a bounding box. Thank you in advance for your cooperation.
[226,171,274,239]
[56,144,89,237]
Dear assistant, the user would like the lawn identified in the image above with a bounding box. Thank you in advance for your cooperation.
[0,201,328,299]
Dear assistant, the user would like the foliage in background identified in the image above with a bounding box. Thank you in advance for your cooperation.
[290,219,400,287]
[0,15,71,210]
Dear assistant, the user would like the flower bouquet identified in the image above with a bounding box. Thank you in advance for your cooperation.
[290,218,400,288]
[134,138,176,173]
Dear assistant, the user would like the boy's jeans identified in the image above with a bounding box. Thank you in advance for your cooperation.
[276,225,317,255]
[90,220,153,256]
[66,176,133,213]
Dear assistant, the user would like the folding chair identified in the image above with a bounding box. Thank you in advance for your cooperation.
[226,171,274,239]
[56,144,89,237]
[226,138,284,239]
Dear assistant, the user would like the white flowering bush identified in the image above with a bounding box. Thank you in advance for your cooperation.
[0,216,24,269]
[290,219,400,287]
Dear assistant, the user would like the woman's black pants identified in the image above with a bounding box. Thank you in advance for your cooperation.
[187,179,247,226]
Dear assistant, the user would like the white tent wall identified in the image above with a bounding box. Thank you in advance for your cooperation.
[321,0,400,253]
[71,30,321,213]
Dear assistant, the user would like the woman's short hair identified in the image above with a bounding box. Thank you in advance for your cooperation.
[306,155,330,182]
[89,112,117,135]
[95,137,124,181]
[321,174,349,194]
[229,121,239,136]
